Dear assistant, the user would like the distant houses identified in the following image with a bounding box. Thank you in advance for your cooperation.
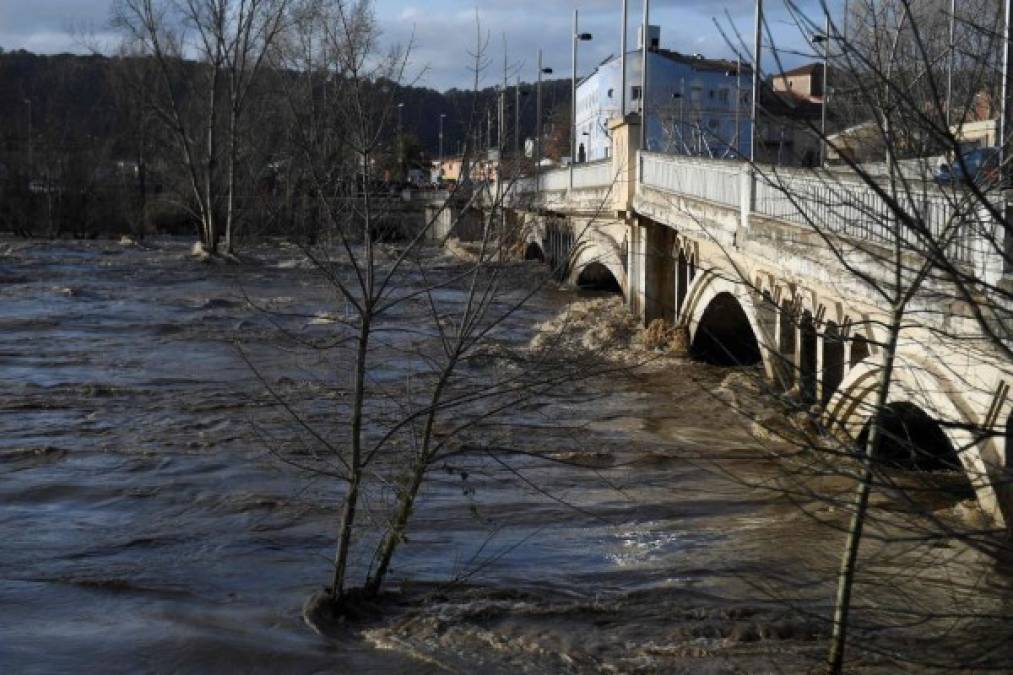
[574,25,825,166]
[575,25,752,162]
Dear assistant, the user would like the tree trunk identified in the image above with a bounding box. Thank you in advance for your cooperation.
[330,317,371,599]
[826,309,902,674]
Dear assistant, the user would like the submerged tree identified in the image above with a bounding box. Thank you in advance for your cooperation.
[113,0,290,254]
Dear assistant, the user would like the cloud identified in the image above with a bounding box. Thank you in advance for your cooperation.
[0,0,824,90]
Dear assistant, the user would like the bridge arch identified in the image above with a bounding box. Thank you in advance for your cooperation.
[826,358,1004,522]
[524,241,545,261]
[576,261,622,293]
[821,321,845,406]
[565,237,628,298]
[681,271,776,376]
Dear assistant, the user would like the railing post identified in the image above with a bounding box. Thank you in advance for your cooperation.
[738,164,754,245]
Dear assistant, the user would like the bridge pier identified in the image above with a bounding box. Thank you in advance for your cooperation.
[639,218,675,325]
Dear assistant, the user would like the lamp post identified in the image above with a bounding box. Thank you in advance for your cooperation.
[397,102,405,182]
[750,0,763,163]
[812,14,831,166]
[947,0,956,127]
[536,49,553,173]
[438,113,446,161]
[572,9,593,165]
[515,77,521,156]
[640,0,650,150]
[1002,0,1012,172]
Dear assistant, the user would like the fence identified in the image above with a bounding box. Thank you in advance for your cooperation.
[752,166,999,267]
[639,152,743,209]
[539,167,570,192]
[571,159,614,190]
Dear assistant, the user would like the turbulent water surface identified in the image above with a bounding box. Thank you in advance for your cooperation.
[1,236,1010,674]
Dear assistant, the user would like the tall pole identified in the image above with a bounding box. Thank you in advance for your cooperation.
[537,48,544,172]
[620,0,628,120]
[820,14,829,166]
[1002,0,1012,171]
[397,102,404,181]
[515,77,521,156]
[946,0,956,128]
[734,55,741,156]
[502,36,508,153]
[438,113,445,163]
[572,9,578,164]
[750,0,763,163]
[640,0,649,150]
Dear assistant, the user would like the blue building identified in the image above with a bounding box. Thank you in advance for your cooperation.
[575,26,751,162]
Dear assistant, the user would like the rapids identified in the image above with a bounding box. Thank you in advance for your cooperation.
[1,236,1010,673]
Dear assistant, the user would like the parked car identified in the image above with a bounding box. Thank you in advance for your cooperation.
[934,146,1000,187]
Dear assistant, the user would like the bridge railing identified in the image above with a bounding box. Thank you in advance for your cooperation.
[639,152,744,209]
[571,159,614,190]
[753,167,1002,267]
[511,176,537,194]
[539,167,571,192]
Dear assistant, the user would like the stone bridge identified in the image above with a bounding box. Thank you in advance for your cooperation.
[500,116,1013,526]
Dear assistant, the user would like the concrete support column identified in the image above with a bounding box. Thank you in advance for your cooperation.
[609,114,642,217]
[628,221,648,320]
[642,221,676,325]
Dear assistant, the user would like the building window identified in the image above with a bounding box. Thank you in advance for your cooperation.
[607,88,614,98]
[717,89,729,104]
[631,86,641,100]
[709,90,715,99]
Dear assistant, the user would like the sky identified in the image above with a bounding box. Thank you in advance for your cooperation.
[0,0,826,91]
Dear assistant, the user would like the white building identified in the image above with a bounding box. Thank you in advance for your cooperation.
[574,26,751,162]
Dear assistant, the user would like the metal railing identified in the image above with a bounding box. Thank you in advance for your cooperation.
[639,152,743,209]
[571,159,613,190]
[752,166,1000,267]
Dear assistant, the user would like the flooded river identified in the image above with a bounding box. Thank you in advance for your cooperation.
[1,236,1010,673]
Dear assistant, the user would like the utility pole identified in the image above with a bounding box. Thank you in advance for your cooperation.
[750,0,763,163]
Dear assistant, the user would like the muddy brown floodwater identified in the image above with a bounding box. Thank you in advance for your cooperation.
[1,236,1011,674]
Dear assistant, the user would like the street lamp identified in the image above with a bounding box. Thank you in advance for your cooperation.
[437,112,445,162]
[812,16,831,166]
[397,102,405,181]
[640,0,650,149]
[536,49,554,173]
[572,9,593,165]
